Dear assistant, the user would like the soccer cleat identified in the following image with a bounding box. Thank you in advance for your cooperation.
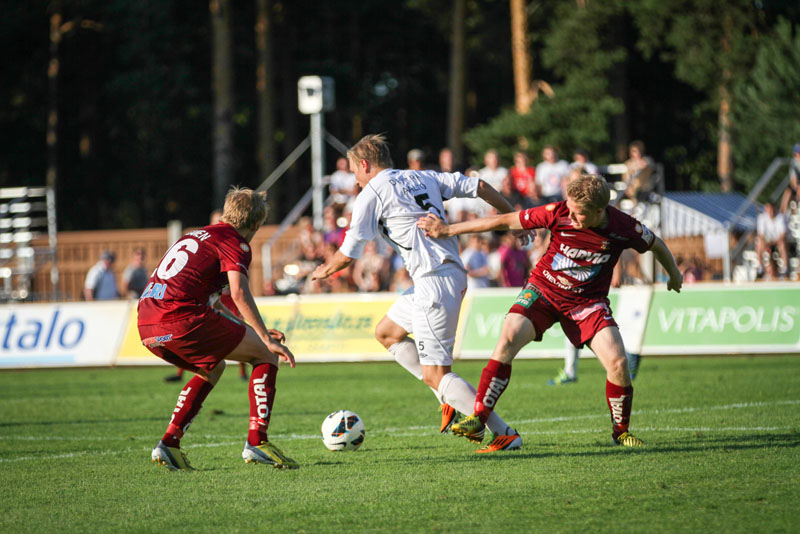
[450,414,485,443]
[440,403,461,433]
[547,369,577,386]
[613,431,645,447]
[164,374,182,383]
[627,352,641,381]
[151,440,195,471]
[242,441,299,470]
[475,432,523,453]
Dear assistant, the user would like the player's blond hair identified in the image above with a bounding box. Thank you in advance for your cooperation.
[566,173,610,211]
[220,186,268,229]
[347,133,394,168]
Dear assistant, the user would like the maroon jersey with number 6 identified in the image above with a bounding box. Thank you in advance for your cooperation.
[137,222,252,325]
[518,202,655,306]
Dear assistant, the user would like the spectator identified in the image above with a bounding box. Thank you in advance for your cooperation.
[570,148,599,175]
[779,143,800,215]
[438,147,466,173]
[390,266,413,293]
[328,157,358,207]
[499,175,526,211]
[509,151,538,203]
[478,149,508,191]
[534,145,569,204]
[352,241,390,292]
[322,205,346,245]
[623,141,655,204]
[121,247,148,298]
[461,234,491,289]
[84,250,119,301]
[407,148,425,170]
[755,201,790,279]
[498,233,530,287]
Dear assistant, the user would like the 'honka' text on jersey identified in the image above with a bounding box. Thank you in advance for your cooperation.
[558,243,611,265]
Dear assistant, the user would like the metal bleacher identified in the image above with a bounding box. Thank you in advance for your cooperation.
[0,186,58,302]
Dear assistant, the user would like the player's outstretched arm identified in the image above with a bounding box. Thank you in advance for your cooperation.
[228,270,296,367]
[311,249,355,281]
[417,211,522,238]
[650,236,683,293]
[476,179,515,214]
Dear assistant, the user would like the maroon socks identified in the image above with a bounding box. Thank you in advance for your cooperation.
[474,359,512,423]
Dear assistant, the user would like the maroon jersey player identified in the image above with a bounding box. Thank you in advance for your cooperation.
[418,173,682,447]
[139,186,298,470]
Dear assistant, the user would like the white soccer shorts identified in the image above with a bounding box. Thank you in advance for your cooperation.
[386,263,467,366]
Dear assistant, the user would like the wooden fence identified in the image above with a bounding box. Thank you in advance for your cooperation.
[31,224,301,301]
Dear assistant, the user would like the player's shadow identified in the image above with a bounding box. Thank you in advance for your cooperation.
[440,431,800,462]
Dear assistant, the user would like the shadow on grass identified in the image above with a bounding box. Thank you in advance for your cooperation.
[352,431,800,465]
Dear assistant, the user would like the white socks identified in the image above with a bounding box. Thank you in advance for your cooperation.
[388,339,441,401]
[564,341,579,380]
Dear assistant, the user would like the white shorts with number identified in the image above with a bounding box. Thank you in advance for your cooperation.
[386,263,467,366]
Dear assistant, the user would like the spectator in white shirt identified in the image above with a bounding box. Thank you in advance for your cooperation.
[755,201,790,279]
[84,250,120,300]
[535,146,569,204]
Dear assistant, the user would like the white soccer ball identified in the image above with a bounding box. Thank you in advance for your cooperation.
[321,410,365,451]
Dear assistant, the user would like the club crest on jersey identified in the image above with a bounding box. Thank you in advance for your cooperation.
[514,288,538,308]
[635,223,642,233]
[600,240,610,250]
[545,203,556,211]
[240,243,250,252]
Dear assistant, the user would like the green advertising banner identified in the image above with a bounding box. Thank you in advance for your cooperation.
[642,282,800,354]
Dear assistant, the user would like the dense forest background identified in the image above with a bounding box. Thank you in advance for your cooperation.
[0,0,798,230]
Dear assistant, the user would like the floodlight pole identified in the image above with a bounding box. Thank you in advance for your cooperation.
[310,112,325,230]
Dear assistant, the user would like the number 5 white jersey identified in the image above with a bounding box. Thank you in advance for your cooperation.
[339,168,480,280]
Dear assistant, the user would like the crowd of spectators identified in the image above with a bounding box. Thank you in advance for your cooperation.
[270,142,664,296]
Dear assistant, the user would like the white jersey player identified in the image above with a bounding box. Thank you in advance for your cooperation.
[313,134,526,453]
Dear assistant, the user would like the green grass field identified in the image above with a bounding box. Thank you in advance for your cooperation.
[1,356,798,533]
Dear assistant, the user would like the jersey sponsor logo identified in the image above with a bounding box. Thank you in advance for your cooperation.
[542,269,584,292]
[560,232,575,237]
[558,243,612,265]
[481,377,509,408]
[568,302,610,322]
[551,253,601,282]
[240,243,250,252]
[140,282,167,300]
[514,288,538,308]
[252,374,271,420]
[608,394,627,424]
[388,175,427,195]
[142,333,173,348]
[556,275,573,288]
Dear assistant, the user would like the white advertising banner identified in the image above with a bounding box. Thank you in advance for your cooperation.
[0,301,130,368]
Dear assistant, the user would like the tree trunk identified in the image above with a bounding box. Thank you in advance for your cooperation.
[255,0,278,221]
[718,85,733,192]
[447,0,466,164]
[510,0,533,114]
[210,0,235,211]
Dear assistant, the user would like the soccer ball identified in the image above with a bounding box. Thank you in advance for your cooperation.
[321,410,365,451]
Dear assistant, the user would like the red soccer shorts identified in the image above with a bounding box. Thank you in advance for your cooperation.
[138,307,247,374]
[508,283,617,348]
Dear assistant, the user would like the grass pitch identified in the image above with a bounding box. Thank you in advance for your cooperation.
[1,356,798,533]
